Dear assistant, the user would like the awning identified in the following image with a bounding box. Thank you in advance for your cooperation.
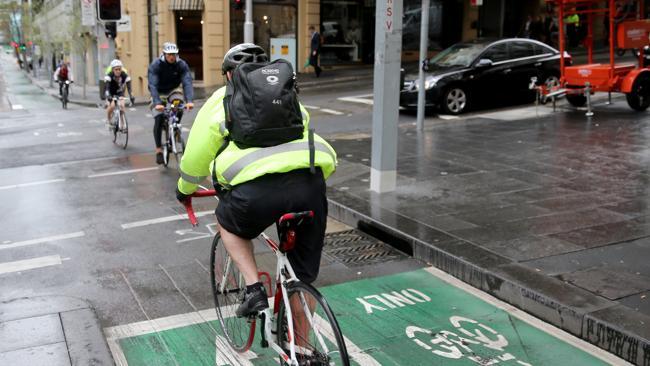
[169,0,204,11]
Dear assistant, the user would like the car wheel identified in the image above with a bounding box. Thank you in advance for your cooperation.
[441,87,468,115]
[566,93,587,107]
[626,72,650,111]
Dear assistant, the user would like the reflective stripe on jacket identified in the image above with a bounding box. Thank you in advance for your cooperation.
[177,86,337,195]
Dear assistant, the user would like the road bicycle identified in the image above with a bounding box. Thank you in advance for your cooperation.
[161,99,185,168]
[107,96,129,149]
[182,189,350,366]
[59,80,73,109]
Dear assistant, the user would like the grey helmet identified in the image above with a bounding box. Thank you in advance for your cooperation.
[162,42,179,54]
[222,43,268,74]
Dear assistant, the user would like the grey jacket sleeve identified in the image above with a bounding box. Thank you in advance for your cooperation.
[147,60,162,105]
[179,60,194,102]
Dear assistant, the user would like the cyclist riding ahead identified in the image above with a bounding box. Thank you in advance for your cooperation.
[148,42,194,165]
[104,59,135,125]
[175,43,337,326]
[53,61,72,96]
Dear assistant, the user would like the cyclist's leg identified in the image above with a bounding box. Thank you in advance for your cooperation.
[58,81,63,95]
[107,98,115,122]
[218,227,259,285]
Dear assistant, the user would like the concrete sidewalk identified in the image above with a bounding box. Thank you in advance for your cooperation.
[325,102,650,365]
[0,296,113,366]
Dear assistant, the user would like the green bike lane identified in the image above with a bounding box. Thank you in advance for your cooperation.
[104,267,627,366]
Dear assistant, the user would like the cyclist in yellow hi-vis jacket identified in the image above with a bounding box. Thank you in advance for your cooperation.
[176,44,337,320]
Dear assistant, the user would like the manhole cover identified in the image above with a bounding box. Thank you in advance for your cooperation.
[324,229,405,267]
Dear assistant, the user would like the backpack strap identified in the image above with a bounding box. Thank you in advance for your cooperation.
[308,128,315,174]
[211,133,231,195]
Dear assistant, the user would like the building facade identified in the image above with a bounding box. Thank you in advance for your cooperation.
[112,0,544,97]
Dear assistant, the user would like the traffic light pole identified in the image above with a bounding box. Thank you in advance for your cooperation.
[244,0,253,43]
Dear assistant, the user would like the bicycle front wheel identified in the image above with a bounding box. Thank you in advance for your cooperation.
[210,233,256,352]
[173,128,185,166]
[162,125,170,167]
[277,281,350,366]
[62,87,68,109]
[114,112,128,149]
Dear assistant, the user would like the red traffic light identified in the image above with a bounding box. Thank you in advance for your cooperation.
[233,0,244,10]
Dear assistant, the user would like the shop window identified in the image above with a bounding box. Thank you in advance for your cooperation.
[320,0,364,65]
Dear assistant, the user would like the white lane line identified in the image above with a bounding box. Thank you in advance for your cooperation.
[337,94,374,105]
[423,266,633,365]
[88,167,159,178]
[0,255,62,275]
[303,105,321,110]
[320,108,345,116]
[11,104,24,110]
[56,131,83,138]
[0,178,65,191]
[0,231,85,251]
[438,114,459,120]
[121,210,214,230]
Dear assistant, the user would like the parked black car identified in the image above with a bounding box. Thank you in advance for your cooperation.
[400,38,571,114]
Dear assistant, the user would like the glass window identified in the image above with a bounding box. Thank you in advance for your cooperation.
[482,43,509,63]
[534,43,554,55]
[510,41,536,59]
[403,0,443,51]
[320,0,364,64]
[429,43,485,67]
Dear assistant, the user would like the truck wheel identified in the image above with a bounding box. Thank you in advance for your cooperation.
[626,73,650,111]
[566,94,587,107]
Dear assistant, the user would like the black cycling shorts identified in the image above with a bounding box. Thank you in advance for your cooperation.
[216,168,328,284]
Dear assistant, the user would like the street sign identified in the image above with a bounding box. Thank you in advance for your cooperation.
[117,15,131,32]
[81,0,96,26]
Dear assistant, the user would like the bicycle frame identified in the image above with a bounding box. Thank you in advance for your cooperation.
[184,191,331,366]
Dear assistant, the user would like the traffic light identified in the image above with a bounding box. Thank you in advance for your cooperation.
[233,0,244,10]
[97,0,121,21]
[105,22,117,39]
[19,43,26,51]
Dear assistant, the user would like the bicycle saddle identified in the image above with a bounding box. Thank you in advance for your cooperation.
[277,211,314,252]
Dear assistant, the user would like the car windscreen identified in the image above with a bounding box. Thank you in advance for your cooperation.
[429,44,485,68]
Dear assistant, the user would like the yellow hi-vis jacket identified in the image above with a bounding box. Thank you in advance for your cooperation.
[177,86,338,195]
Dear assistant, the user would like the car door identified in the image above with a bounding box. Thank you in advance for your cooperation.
[508,41,540,99]
[470,43,511,105]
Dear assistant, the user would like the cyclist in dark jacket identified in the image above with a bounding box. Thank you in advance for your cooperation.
[147,42,194,164]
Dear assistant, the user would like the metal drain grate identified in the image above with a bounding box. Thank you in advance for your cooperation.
[324,230,405,267]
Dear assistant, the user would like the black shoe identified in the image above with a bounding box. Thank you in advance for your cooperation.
[236,283,269,318]
[156,152,164,165]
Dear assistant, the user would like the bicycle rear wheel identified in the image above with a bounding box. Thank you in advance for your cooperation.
[277,281,350,366]
[210,233,256,352]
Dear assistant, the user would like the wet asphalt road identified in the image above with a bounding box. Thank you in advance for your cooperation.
[0,56,425,329]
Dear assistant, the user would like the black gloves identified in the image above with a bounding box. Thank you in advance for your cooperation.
[176,187,190,204]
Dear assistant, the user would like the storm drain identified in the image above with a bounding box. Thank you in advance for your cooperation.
[324,229,405,267]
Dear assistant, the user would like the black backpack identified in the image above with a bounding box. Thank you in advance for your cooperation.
[224,59,304,148]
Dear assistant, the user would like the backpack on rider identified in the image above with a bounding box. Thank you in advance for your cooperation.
[223,58,304,149]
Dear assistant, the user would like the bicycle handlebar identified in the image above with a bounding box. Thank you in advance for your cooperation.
[182,189,217,226]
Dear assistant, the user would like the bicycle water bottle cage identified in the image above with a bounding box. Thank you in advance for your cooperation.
[277,211,314,252]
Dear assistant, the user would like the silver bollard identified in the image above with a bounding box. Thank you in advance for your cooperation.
[585,83,594,117]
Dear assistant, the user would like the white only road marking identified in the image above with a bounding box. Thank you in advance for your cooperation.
[121,210,214,229]
[0,255,62,275]
[0,231,85,251]
[11,104,24,110]
[88,167,159,178]
[337,94,374,105]
[320,108,345,116]
[0,178,65,191]
[423,267,633,365]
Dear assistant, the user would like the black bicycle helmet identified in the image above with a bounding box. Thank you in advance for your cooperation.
[222,43,268,74]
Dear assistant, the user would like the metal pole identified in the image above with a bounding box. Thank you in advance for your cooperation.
[370,0,403,193]
[244,0,254,43]
[416,0,429,131]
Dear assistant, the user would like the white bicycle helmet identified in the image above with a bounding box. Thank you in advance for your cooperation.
[110,59,123,69]
[162,42,179,54]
